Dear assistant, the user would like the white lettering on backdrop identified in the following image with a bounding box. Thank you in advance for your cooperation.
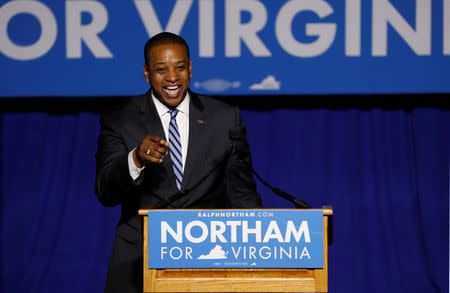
[0,0,447,61]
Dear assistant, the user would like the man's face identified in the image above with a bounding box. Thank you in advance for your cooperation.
[144,43,192,108]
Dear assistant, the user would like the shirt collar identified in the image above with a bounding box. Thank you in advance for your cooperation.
[152,91,190,118]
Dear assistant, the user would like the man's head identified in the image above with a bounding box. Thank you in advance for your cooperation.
[143,32,192,108]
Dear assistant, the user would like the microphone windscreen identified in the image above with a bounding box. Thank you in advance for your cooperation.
[229,126,246,140]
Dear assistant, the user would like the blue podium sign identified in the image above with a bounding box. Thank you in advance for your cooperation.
[148,210,323,269]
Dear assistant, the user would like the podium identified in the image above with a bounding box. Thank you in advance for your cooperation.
[138,208,333,292]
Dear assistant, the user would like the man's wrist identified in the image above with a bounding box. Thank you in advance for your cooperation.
[132,148,144,168]
[129,149,145,180]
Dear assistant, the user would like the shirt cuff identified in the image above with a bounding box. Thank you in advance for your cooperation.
[128,148,145,180]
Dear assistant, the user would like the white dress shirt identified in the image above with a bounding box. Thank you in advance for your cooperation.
[128,92,190,180]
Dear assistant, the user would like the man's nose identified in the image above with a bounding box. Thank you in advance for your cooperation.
[166,68,178,82]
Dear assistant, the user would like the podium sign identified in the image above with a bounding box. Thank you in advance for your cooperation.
[148,209,323,269]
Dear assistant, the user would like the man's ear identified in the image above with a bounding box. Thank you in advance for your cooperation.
[189,59,192,78]
[143,64,150,83]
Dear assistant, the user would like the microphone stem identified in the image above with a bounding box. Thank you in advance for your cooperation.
[252,169,311,209]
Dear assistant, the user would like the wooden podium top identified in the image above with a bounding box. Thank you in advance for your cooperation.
[138,208,333,216]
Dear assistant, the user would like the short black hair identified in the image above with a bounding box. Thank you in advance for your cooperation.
[144,32,190,66]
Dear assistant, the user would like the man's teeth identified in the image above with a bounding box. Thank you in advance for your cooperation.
[164,86,180,96]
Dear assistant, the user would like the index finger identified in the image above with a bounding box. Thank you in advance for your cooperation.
[159,139,169,147]
[148,135,165,143]
[147,135,169,148]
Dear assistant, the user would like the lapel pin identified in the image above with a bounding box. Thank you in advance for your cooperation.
[196,119,206,125]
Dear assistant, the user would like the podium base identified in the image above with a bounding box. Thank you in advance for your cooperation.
[145,268,321,292]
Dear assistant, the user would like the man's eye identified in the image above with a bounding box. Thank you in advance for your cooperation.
[177,66,185,70]
[156,68,166,73]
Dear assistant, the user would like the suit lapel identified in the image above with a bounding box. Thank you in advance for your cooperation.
[182,93,208,191]
[137,91,165,139]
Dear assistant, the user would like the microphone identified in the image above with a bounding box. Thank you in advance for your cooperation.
[229,128,311,209]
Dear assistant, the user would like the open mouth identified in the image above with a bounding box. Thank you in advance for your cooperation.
[163,85,181,98]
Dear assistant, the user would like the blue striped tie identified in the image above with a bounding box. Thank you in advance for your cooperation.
[168,109,183,190]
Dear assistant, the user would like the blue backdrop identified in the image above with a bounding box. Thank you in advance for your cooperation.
[1,0,450,96]
[1,103,448,292]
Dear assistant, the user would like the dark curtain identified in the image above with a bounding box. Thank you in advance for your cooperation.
[1,102,448,293]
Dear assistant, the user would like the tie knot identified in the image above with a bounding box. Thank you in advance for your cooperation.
[169,109,179,119]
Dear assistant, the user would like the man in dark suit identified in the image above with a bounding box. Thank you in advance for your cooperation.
[95,32,262,293]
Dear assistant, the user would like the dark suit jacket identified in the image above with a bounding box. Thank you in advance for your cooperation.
[95,90,262,293]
